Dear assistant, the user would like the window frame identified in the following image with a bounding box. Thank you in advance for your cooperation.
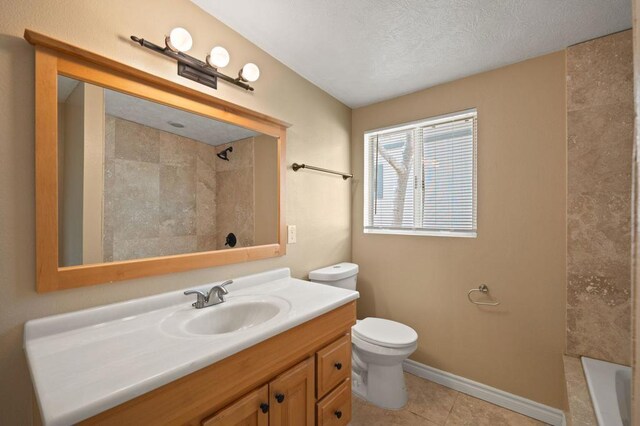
[363,108,478,238]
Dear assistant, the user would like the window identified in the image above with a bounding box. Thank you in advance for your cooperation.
[364,109,477,237]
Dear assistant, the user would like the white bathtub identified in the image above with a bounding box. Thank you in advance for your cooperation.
[582,357,632,426]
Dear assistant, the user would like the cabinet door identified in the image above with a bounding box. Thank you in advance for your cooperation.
[269,357,315,426]
[202,384,269,426]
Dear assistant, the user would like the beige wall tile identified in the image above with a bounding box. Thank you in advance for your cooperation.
[566,30,633,365]
[113,237,160,261]
[563,356,597,426]
[105,115,115,159]
[159,201,196,237]
[196,181,216,236]
[196,235,217,252]
[567,103,633,194]
[566,291,631,364]
[566,30,633,112]
[159,132,197,168]
[157,235,198,256]
[567,192,631,277]
[114,118,159,162]
[633,1,640,421]
[113,158,159,201]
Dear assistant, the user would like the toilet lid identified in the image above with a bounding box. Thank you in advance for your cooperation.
[352,317,417,348]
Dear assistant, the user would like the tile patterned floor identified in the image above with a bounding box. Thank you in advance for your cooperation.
[350,373,548,425]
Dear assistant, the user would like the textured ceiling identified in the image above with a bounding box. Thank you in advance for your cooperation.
[192,0,631,108]
[103,89,258,146]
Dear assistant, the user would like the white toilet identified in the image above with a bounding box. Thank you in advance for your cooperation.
[309,262,418,409]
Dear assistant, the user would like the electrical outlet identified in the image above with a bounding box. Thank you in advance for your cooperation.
[287,225,297,244]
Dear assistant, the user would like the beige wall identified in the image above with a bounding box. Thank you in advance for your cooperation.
[81,83,105,265]
[254,134,278,246]
[57,102,65,258]
[351,52,567,408]
[60,83,84,266]
[565,30,633,366]
[58,81,105,266]
[0,1,351,423]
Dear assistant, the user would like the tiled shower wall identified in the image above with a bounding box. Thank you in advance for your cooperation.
[215,139,256,249]
[103,116,255,261]
[566,30,633,365]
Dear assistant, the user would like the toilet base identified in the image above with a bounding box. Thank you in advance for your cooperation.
[352,363,408,410]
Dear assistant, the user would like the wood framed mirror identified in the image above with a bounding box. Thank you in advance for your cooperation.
[25,30,289,292]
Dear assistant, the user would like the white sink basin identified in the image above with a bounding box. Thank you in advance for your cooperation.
[161,296,290,337]
[186,300,285,335]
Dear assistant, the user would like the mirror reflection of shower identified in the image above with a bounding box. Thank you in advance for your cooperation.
[217,146,233,161]
[56,75,279,267]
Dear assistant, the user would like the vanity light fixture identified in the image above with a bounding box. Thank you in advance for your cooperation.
[165,27,193,53]
[131,27,260,91]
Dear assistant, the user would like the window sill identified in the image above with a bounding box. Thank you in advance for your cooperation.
[363,228,477,238]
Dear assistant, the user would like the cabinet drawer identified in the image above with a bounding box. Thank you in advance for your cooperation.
[316,379,351,426]
[316,334,351,398]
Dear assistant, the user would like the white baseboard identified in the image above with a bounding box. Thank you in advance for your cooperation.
[403,359,566,426]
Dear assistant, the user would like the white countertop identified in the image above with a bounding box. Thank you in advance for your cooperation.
[24,268,359,426]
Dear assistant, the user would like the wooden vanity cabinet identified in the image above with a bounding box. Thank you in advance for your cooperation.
[204,357,315,425]
[79,301,355,426]
[203,338,348,426]
[204,332,353,426]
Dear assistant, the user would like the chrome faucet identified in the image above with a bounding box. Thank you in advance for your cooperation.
[184,280,233,309]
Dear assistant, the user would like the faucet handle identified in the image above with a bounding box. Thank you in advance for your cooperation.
[217,279,233,294]
[184,289,208,309]
[207,280,233,304]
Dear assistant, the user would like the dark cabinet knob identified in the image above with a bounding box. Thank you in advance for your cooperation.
[275,393,285,403]
[335,410,343,419]
[334,362,342,370]
[260,403,269,413]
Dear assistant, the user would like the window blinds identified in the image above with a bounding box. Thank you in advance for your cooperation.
[364,109,477,237]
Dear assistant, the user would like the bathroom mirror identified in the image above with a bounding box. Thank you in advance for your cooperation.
[27,29,288,292]
[57,75,278,267]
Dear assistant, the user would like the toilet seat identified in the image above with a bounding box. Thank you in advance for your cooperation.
[352,317,417,348]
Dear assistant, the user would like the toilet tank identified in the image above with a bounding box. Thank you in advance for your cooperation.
[308,262,359,290]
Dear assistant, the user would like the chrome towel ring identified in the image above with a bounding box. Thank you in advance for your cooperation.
[467,284,500,306]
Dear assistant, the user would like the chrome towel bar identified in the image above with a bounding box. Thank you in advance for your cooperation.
[467,284,500,306]
[292,163,353,180]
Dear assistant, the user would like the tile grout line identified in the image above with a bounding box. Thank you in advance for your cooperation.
[443,391,461,425]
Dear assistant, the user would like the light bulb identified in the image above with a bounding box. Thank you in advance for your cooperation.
[207,46,230,68]
[166,27,193,53]
[240,63,260,82]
